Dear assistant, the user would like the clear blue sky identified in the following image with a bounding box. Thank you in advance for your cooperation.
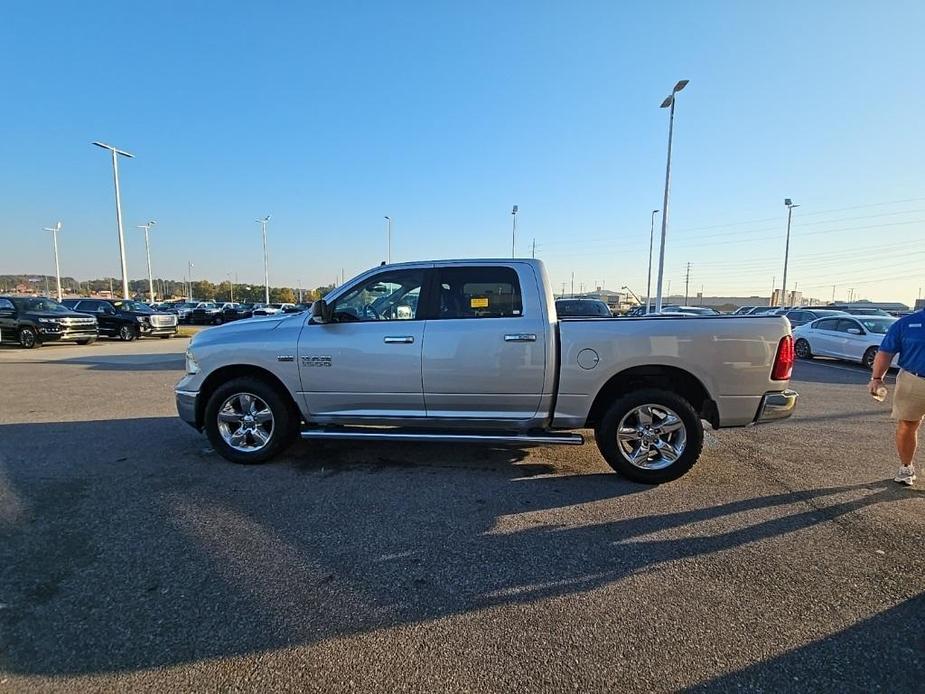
[1,1,922,303]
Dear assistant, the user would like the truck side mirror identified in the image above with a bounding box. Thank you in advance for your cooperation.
[312,299,333,323]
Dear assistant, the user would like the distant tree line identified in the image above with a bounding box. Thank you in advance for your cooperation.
[0,274,334,303]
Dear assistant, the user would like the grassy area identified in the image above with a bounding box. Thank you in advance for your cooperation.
[176,325,205,338]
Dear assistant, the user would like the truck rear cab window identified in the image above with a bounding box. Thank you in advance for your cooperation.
[436,267,523,319]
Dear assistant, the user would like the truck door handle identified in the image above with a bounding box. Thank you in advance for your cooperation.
[384,336,414,344]
[504,333,537,342]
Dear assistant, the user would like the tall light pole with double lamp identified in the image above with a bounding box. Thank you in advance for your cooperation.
[781,198,799,306]
[654,80,689,313]
[257,216,271,304]
[384,215,392,263]
[42,222,63,301]
[137,220,157,302]
[92,141,134,299]
[511,205,518,258]
[646,209,660,313]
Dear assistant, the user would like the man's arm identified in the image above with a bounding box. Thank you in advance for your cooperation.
[870,350,893,395]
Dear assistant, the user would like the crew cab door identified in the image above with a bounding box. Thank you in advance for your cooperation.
[298,268,427,417]
[421,264,547,419]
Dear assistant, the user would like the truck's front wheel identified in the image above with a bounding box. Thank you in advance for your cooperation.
[595,389,703,484]
[204,377,298,464]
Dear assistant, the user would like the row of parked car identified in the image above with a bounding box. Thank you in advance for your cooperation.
[0,295,180,348]
[150,301,313,325]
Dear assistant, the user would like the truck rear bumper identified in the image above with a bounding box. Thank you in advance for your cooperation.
[754,389,799,423]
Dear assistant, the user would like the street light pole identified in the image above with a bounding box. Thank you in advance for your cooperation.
[511,205,518,258]
[781,199,799,307]
[42,222,63,301]
[257,216,271,304]
[137,220,157,302]
[654,80,689,313]
[188,260,194,302]
[646,209,659,313]
[384,216,392,264]
[92,142,134,299]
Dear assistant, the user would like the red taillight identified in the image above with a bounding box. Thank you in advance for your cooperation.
[772,335,794,381]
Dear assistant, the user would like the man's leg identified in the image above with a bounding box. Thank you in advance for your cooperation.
[896,419,920,466]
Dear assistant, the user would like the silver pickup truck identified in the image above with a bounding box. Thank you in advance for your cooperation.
[175,259,797,483]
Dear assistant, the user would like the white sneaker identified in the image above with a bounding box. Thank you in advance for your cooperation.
[894,465,916,486]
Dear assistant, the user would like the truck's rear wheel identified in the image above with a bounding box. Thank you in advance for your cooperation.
[595,388,703,484]
[204,377,298,464]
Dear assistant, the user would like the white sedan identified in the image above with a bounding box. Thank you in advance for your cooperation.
[793,315,898,369]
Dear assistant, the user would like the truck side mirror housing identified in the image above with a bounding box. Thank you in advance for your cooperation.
[312,299,333,323]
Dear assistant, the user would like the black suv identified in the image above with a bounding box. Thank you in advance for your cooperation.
[62,299,178,340]
[0,296,98,348]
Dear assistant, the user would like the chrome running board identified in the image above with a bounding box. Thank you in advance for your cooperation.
[300,427,584,446]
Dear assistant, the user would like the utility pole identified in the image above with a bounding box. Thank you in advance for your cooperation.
[646,209,660,314]
[92,142,134,299]
[137,220,156,302]
[256,216,271,304]
[667,280,671,300]
[109,277,114,297]
[531,238,536,259]
[770,276,776,306]
[42,222,63,301]
[700,283,704,306]
[561,281,566,297]
[684,262,691,305]
[654,80,689,313]
[44,276,50,297]
[188,260,194,301]
[384,216,392,263]
[571,272,574,297]
[832,285,836,303]
[781,198,799,309]
[511,205,518,258]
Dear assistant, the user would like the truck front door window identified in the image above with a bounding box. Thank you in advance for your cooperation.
[334,270,423,322]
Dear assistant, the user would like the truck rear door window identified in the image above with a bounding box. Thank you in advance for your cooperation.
[435,267,523,319]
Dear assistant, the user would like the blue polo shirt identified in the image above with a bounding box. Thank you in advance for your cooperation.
[880,310,925,376]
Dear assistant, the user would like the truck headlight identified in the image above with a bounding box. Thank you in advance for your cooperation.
[37,317,58,324]
[185,348,200,375]
[136,316,149,324]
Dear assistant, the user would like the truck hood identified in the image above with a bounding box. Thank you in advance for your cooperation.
[190,312,300,346]
[30,310,94,320]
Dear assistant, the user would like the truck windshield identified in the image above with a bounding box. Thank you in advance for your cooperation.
[112,300,154,313]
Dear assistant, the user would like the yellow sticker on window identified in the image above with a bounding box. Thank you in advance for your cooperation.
[470,297,489,308]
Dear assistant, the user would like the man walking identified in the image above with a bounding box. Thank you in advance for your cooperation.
[870,308,925,486]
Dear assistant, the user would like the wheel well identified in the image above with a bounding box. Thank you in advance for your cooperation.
[196,365,301,429]
[586,365,717,429]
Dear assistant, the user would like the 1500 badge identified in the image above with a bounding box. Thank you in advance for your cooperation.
[301,356,333,367]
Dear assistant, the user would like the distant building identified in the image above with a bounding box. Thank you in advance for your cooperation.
[916,299,925,311]
[831,300,909,312]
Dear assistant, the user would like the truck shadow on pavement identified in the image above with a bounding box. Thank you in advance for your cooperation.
[0,416,922,686]
[0,354,185,371]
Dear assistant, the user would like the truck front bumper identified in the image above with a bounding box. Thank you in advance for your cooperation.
[754,389,799,423]
[176,389,200,430]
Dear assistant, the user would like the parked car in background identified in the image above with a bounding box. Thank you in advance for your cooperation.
[167,302,198,323]
[780,308,847,328]
[793,315,898,369]
[661,305,721,316]
[555,298,613,317]
[252,303,294,316]
[190,302,241,325]
[0,296,98,348]
[282,303,314,314]
[222,303,254,321]
[828,305,891,317]
[62,299,178,340]
[733,306,758,315]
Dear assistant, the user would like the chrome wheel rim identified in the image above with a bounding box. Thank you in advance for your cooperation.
[217,392,275,452]
[120,326,131,340]
[20,330,34,347]
[617,404,687,470]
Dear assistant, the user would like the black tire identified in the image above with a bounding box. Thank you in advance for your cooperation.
[863,346,878,370]
[594,388,704,484]
[160,334,172,339]
[118,324,137,342]
[794,338,813,360]
[76,338,96,345]
[18,327,41,349]
[213,317,223,325]
[204,377,299,464]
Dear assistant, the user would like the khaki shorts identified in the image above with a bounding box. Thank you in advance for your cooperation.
[892,370,925,421]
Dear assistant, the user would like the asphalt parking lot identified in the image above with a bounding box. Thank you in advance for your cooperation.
[1,338,923,692]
